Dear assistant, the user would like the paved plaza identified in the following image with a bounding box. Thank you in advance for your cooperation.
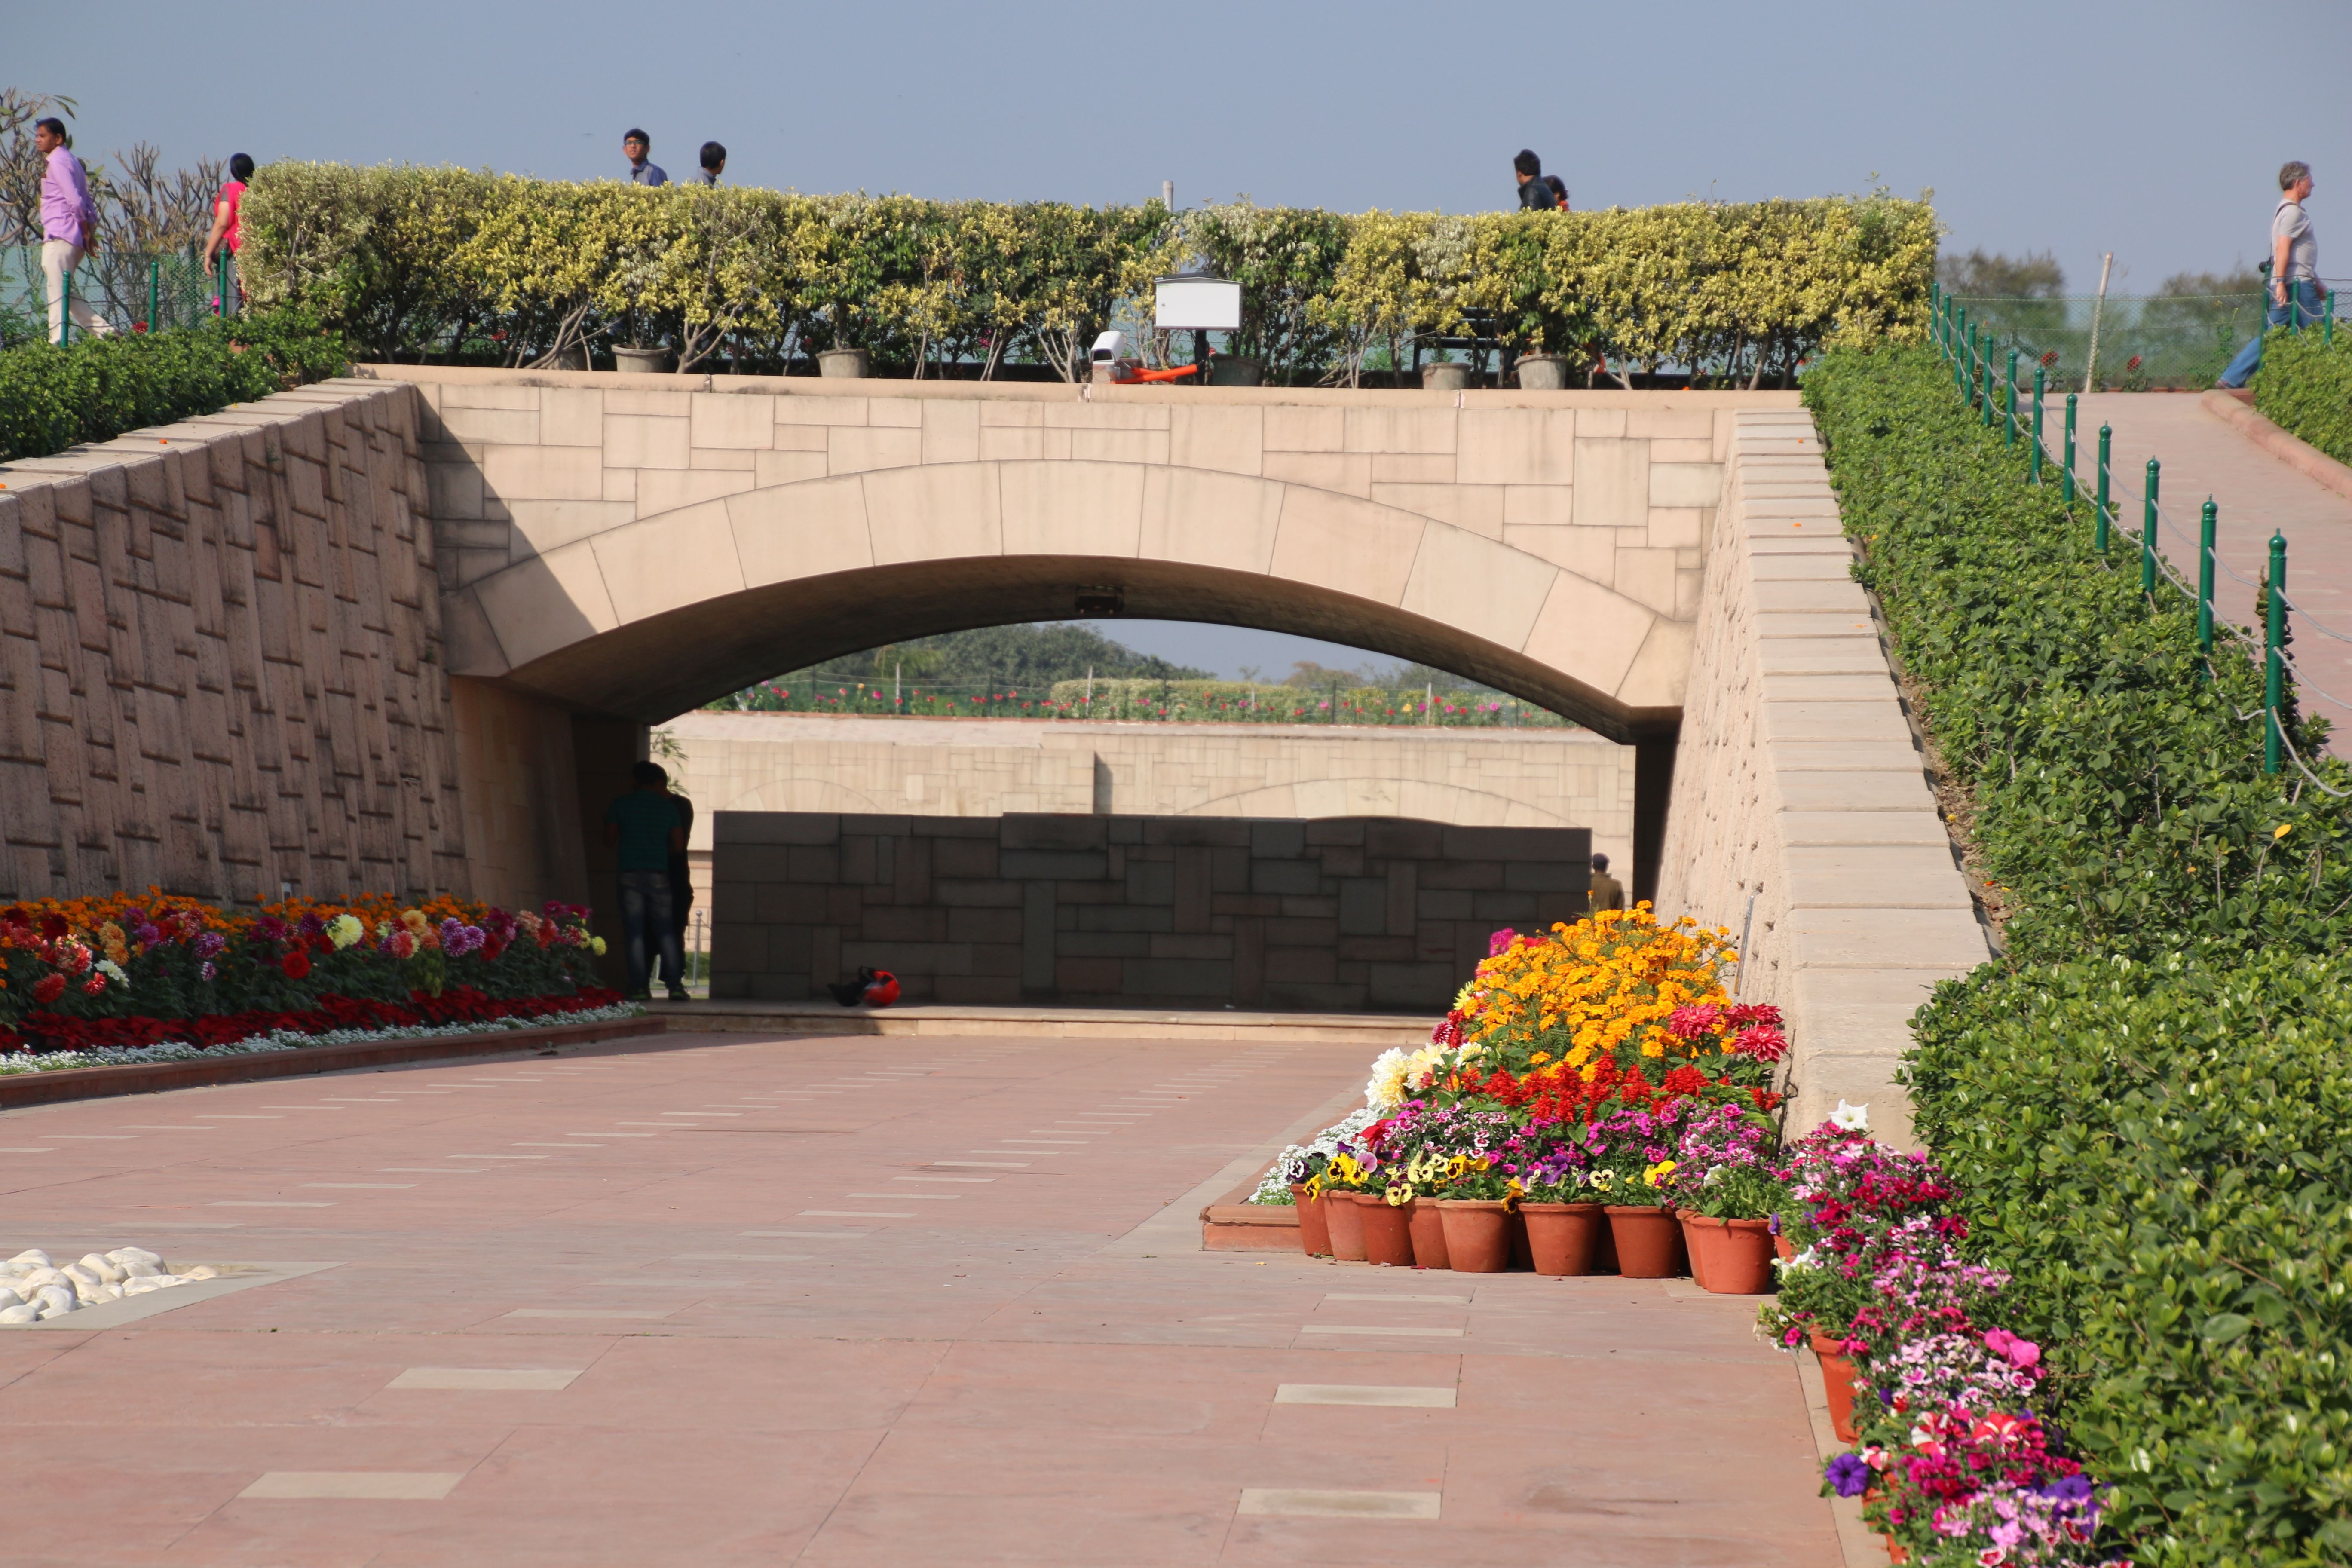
[1,1033,1838,1566]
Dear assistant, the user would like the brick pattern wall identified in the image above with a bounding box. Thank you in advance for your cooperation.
[711,811,1590,1013]
[0,382,468,904]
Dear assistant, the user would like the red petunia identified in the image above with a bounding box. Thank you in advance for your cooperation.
[282,951,312,980]
[32,972,65,1004]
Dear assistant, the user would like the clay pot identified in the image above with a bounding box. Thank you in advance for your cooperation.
[1514,352,1569,390]
[1421,361,1471,392]
[1508,1208,1533,1271]
[1682,1213,1777,1295]
[1519,1202,1604,1276]
[1324,1189,1369,1262]
[1435,1199,1513,1272]
[1359,1194,1416,1267]
[1676,1210,1712,1290]
[1289,1183,1332,1258]
[1604,1204,1687,1279]
[1882,1535,1909,1565]
[612,345,671,374]
[818,346,870,379]
[1775,1232,1796,1263]
[1810,1331,1861,1442]
[1406,1197,1451,1269]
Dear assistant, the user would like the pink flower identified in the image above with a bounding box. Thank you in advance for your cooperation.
[1984,1328,2040,1371]
[1732,1024,1789,1062]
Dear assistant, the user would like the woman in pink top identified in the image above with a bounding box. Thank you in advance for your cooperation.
[201,153,254,300]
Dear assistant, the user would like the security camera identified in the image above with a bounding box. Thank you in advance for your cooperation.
[1090,330,1125,362]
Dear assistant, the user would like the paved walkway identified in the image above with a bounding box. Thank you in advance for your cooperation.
[2078,393,2352,752]
[0,1032,1838,1567]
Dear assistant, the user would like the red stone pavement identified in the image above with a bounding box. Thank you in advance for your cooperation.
[0,1031,1838,1567]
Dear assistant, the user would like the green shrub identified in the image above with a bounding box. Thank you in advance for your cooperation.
[0,310,348,463]
[2253,327,2352,468]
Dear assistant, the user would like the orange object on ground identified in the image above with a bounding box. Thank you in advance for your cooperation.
[1115,364,1200,383]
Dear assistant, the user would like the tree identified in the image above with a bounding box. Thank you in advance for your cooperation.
[1936,248,2065,298]
[713,623,1212,709]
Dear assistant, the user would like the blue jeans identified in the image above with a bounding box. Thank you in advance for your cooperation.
[616,869,683,995]
[2217,280,2325,386]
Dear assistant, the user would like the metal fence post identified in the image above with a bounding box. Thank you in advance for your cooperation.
[2063,394,2078,505]
[147,260,158,334]
[2095,425,2112,552]
[1981,335,1994,427]
[2142,459,2160,594]
[60,266,72,347]
[2030,367,2045,484]
[2198,499,2217,655]
[2004,349,2019,447]
[2266,532,2287,774]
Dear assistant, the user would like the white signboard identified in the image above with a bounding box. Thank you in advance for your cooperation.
[1154,276,1242,332]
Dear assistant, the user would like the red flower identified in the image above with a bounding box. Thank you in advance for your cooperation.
[32,973,65,1004]
[282,951,312,980]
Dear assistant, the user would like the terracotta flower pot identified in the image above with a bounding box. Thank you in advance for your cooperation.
[1323,1189,1369,1262]
[1682,1214,1777,1294]
[1603,1204,1686,1279]
[1406,1197,1451,1269]
[1882,1535,1909,1565]
[1810,1331,1861,1442]
[1775,1232,1796,1262]
[1359,1193,1416,1267]
[1435,1199,1512,1272]
[1519,1201,1604,1276]
[1676,1210,1712,1290]
[1289,1183,1332,1258]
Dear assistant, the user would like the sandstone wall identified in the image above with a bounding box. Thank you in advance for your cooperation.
[0,381,469,905]
[1655,408,1989,1142]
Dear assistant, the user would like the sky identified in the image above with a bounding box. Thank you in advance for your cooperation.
[19,0,2349,678]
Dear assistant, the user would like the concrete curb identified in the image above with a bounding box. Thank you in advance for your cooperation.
[2200,389,2352,502]
[0,1015,664,1110]
[645,999,1432,1044]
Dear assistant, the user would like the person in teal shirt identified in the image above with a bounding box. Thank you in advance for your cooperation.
[602,761,688,1000]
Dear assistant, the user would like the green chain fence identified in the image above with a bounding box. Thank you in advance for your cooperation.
[3,245,239,347]
[1948,286,2338,391]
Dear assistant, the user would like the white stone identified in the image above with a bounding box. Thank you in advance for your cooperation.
[0,1284,21,1307]
[60,1264,102,1292]
[106,1247,162,1268]
[119,1260,159,1278]
[34,1286,75,1314]
[79,1254,126,1284]
[180,1265,220,1281]
[0,1302,37,1324]
[9,1250,50,1268]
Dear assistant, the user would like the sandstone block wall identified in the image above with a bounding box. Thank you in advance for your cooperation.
[1655,409,1989,1142]
[0,381,469,904]
[711,810,1589,1013]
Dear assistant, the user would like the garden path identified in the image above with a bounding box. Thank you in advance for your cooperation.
[0,1030,1838,1566]
[2079,392,2352,756]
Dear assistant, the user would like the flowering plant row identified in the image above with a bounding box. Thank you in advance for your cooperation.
[0,891,613,1055]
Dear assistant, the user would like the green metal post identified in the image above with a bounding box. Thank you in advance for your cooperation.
[2328,290,2337,348]
[2095,425,2112,551]
[147,260,158,334]
[2142,459,2160,594]
[1956,310,1970,394]
[60,266,71,346]
[2063,394,2077,505]
[2030,367,2045,483]
[1981,336,1994,427]
[216,253,228,318]
[2004,350,2018,449]
[2266,533,2287,774]
[2197,499,2217,655]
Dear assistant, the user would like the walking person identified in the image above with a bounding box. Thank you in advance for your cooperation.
[622,129,668,186]
[698,141,726,185]
[1513,149,1558,211]
[660,772,696,995]
[200,153,254,313]
[1588,852,1625,916]
[2218,161,2326,388]
[34,117,113,345]
[601,761,688,1001]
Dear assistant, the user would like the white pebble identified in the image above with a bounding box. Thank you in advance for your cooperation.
[0,1302,37,1324]
[34,1285,76,1314]
[119,1259,160,1279]
[0,1284,21,1308]
[106,1247,163,1268]
[60,1263,102,1291]
[7,1249,51,1268]
[179,1265,220,1282]
[78,1254,126,1285]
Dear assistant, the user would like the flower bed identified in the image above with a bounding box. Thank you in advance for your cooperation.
[0,892,614,1061]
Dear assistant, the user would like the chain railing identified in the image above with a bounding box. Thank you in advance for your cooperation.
[3,245,240,347]
[1930,281,2352,796]
[1947,285,2339,391]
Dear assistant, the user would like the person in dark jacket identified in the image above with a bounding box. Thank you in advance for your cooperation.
[1514,149,1557,210]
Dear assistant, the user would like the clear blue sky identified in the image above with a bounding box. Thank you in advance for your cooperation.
[20,0,2348,680]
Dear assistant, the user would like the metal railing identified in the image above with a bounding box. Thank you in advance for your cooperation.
[4,245,240,347]
[1946,285,2339,391]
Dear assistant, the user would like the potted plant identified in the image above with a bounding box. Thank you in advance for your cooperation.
[1430,1156,1519,1273]
[1316,1152,1373,1262]
[1515,1145,1605,1276]
[1358,1181,1417,1268]
[1671,1104,1784,1294]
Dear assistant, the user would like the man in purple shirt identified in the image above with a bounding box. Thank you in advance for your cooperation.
[34,117,113,345]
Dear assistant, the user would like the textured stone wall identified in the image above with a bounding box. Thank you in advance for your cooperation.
[1655,409,1989,1142]
[712,811,1589,1012]
[0,381,469,905]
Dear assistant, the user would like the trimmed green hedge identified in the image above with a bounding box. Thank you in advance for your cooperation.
[1808,346,2352,1565]
[0,312,348,464]
[2254,327,2352,468]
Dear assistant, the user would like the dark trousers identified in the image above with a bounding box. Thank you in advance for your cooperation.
[617,869,683,995]
[662,859,693,987]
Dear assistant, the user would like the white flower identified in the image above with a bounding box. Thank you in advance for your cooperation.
[95,959,129,987]
[1365,1048,1411,1111]
[1829,1100,1870,1132]
[326,914,364,950]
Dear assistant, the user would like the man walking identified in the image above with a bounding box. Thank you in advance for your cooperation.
[623,129,668,186]
[698,141,726,185]
[2219,161,2325,388]
[1513,149,1558,211]
[1588,851,1625,916]
[602,760,688,1001]
[34,117,112,345]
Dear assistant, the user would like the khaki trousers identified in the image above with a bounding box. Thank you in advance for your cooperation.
[42,239,114,344]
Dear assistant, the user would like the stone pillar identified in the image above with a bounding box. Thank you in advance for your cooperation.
[1632,737,1677,908]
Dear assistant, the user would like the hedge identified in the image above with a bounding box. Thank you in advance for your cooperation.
[2252,326,2352,468]
[236,163,1937,384]
[1808,346,2352,1564]
[0,311,349,463]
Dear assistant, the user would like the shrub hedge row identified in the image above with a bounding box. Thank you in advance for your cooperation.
[2253,326,2352,469]
[1807,345,2352,1565]
[0,312,349,464]
[236,163,1936,384]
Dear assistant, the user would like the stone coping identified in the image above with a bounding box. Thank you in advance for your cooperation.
[644,998,1433,1044]
[0,1015,663,1110]
[661,709,1611,747]
[2199,388,2352,502]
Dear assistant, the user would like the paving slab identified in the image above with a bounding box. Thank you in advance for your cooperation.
[0,1029,1839,1566]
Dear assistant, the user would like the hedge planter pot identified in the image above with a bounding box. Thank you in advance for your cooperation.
[1682,1212,1713,1291]
[1323,1190,1369,1262]
[1406,1199,1452,1269]
[818,347,871,379]
[612,345,671,374]
[1206,356,1263,387]
[1520,1202,1604,1276]
[1514,352,1569,390]
[1810,1332,1862,1443]
[1290,1184,1332,1258]
[1681,1213,1776,1294]
[1358,1195,1416,1268]
[1421,361,1471,392]
[1435,1199,1513,1273]
[1603,1204,1686,1279]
